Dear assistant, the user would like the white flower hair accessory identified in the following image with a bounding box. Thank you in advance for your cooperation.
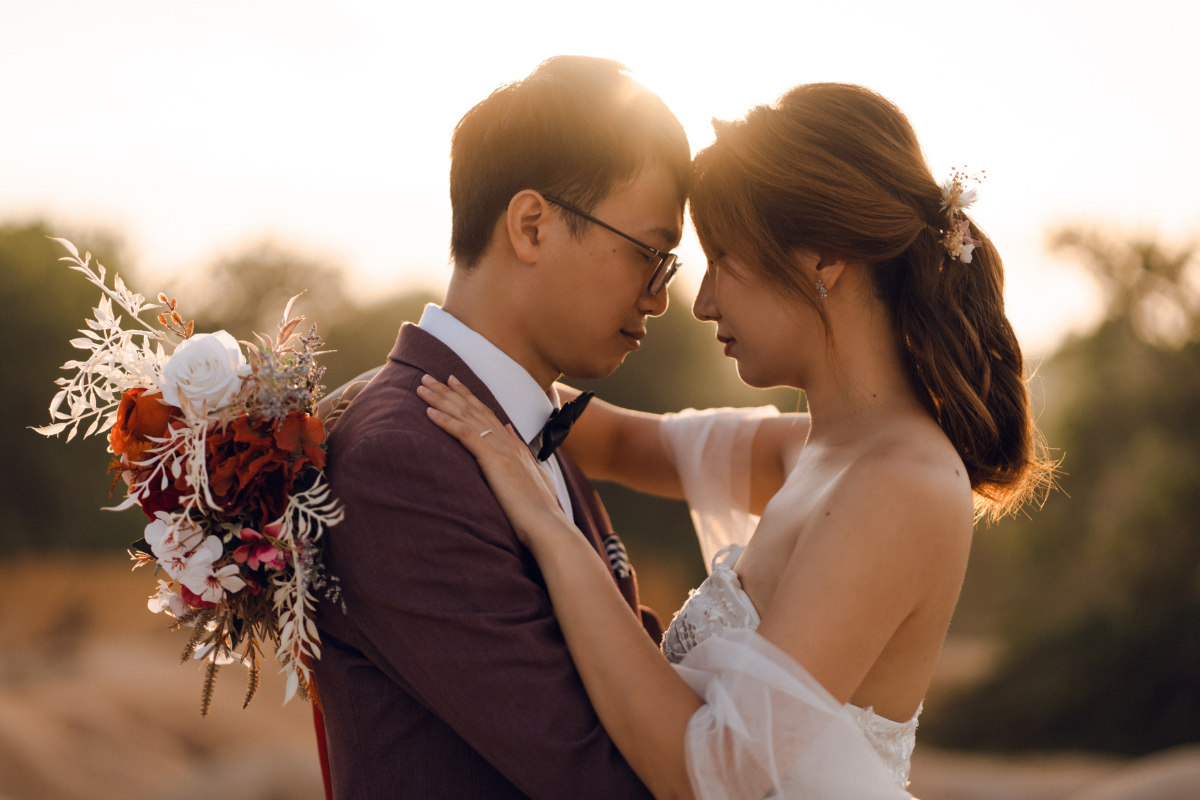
[938,168,984,264]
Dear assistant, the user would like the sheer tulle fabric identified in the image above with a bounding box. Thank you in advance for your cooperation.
[676,630,911,800]
[661,408,914,799]
[659,407,778,571]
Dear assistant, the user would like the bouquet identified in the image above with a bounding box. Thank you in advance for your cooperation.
[34,237,343,714]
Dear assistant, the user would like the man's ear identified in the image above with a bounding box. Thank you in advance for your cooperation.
[507,190,552,266]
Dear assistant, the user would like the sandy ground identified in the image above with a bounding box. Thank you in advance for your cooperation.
[1,556,1197,800]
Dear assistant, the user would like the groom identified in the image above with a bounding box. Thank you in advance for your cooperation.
[313,57,691,799]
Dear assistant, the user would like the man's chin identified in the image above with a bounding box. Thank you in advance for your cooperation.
[560,354,628,382]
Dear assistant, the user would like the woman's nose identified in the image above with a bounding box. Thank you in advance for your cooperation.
[693,267,719,322]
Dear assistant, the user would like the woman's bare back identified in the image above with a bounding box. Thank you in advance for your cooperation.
[736,410,974,722]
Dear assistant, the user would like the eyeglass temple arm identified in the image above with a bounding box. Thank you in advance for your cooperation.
[543,196,668,258]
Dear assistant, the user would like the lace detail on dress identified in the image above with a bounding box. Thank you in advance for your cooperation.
[663,545,921,791]
[844,702,921,789]
[663,545,759,664]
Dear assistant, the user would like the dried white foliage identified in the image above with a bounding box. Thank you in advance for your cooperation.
[36,237,342,710]
[33,239,167,442]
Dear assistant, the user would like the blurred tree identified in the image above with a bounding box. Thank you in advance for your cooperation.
[320,292,439,390]
[924,229,1200,754]
[0,224,148,551]
[169,239,439,396]
[182,241,352,343]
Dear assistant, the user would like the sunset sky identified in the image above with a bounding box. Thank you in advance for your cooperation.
[3,0,1197,355]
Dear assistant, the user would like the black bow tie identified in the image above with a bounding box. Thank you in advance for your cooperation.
[537,391,594,462]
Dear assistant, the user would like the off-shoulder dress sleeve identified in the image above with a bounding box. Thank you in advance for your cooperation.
[659,406,779,571]
[675,629,912,799]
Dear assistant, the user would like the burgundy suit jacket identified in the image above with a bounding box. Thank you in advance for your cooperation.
[314,324,660,800]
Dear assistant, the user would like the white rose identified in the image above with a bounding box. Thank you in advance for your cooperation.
[159,331,250,413]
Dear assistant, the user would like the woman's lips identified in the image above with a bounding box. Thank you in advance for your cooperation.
[718,335,735,357]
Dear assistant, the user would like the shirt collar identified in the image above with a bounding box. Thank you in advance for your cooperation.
[417,304,558,445]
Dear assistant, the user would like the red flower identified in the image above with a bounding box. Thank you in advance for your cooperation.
[205,419,289,522]
[140,476,185,519]
[241,573,262,596]
[108,388,187,518]
[179,583,217,609]
[110,388,178,463]
[203,413,327,523]
[274,412,327,471]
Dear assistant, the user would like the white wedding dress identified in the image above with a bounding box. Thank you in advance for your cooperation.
[658,407,919,800]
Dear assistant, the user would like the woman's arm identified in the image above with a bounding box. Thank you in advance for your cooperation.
[421,376,700,800]
[527,514,701,800]
[559,383,811,512]
[748,414,811,515]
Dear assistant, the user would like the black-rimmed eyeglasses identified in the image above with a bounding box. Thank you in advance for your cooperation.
[543,196,680,296]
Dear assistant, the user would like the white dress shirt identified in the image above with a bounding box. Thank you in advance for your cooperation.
[417,304,574,518]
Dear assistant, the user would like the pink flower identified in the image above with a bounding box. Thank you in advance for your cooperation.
[957,219,982,247]
[232,526,285,571]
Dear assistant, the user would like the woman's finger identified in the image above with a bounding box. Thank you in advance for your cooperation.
[419,377,528,460]
[447,374,474,396]
[418,377,478,423]
[420,378,571,544]
[446,375,502,423]
[420,375,511,440]
[425,407,491,456]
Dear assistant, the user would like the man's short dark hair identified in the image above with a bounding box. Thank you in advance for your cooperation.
[449,56,692,269]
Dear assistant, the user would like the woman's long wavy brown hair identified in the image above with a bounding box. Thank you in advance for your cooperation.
[690,83,1052,519]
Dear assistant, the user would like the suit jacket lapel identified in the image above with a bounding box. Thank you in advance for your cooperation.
[388,323,516,433]
[558,453,644,617]
[558,451,609,559]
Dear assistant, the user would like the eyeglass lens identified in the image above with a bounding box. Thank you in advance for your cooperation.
[650,254,679,295]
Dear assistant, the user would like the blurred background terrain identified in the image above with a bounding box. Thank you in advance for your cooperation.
[3,219,1199,799]
[3,2,1200,795]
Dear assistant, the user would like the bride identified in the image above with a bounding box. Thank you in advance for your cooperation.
[417,82,1050,799]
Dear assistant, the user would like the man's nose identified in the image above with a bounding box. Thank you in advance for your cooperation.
[640,282,669,318]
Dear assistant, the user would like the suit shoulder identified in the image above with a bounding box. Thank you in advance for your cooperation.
[327,362,431,447]
[327,368,482,486]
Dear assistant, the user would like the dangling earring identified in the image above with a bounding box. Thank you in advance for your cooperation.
[816,279,828,300]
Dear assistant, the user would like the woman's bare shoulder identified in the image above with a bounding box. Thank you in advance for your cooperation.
[829,427,974,558]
